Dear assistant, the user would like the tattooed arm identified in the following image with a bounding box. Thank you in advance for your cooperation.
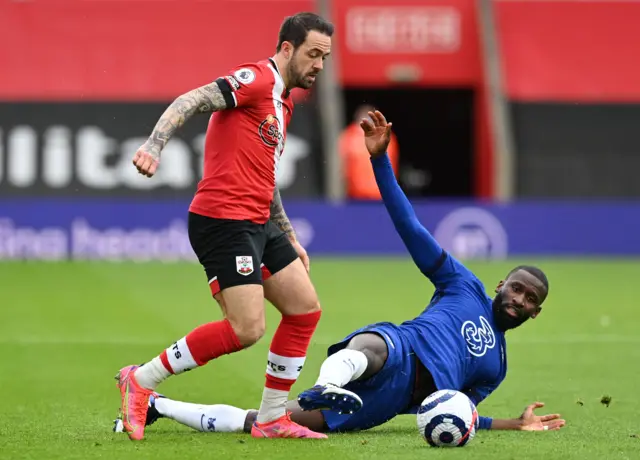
[271,187,310,270]
[270,187,296,242]
[140,82,228,161]
[133,82,227,176]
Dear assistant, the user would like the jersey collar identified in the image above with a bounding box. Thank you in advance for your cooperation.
[269,57,290,98]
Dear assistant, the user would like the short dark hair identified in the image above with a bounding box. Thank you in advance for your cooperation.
[276,12,334,52]
[507,265,549,292]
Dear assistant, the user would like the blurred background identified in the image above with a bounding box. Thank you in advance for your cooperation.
[1,0,640,260]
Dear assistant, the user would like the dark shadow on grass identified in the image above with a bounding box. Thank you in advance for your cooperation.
[334,426,417,436]
[144,425,417,437]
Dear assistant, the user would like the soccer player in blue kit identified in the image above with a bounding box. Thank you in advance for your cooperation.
[114,110,566,436]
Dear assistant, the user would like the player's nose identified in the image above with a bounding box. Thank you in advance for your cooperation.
[512,293,525,307]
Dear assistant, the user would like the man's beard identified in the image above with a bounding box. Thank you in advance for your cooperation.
[492,291,529,332]
[288,61,316,89]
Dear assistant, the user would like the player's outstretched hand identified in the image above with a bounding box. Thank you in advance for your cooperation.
[360,110,393,158]
[132,146,160,178]
[518,402,566,431]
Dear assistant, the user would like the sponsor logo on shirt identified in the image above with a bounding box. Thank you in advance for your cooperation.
[259,114,284,149]
[461,316,496,357]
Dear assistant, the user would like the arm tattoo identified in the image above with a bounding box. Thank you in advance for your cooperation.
[143,82,227,159]
[270,187,296,242]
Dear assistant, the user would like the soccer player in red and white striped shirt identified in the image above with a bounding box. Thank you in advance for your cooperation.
[117,12,334,440]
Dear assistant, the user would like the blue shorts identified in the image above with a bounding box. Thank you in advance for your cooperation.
[321,322,417,432]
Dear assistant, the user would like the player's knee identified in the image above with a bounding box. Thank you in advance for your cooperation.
[235,323,266,347]
[347,333,388,377]
[286,292,321,316]
[228,317,266,347]
[305,297,321,314]
[289,281,321,314]
[219,285,266,346]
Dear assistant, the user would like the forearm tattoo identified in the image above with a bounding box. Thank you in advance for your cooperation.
[143,83,227,159]
[270,187,296,241]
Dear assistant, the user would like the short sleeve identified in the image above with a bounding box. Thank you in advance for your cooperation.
[215,64,272,109]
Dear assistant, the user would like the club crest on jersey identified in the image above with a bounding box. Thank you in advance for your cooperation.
[234,68,256,85]
[461,316,496,357]
[259,114,284,149]
[236,256,254,276]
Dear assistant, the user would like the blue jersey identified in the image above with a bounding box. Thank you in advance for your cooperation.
[372,154,507,409]
[398,255,507,409]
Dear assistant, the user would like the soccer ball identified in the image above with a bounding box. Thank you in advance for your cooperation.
[416,389,479,447]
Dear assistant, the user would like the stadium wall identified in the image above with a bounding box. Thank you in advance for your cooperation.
[0,0,490,198]
[0,200,637,260]
[496,0,640,198]
[5,1,638,201]
[1,0,638,261]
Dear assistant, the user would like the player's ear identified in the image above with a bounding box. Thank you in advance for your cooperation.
[495,280,504,293]
[531,307,542,319]
[282,41,294,59]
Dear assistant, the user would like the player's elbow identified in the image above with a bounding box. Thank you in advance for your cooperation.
[397,224,429,250]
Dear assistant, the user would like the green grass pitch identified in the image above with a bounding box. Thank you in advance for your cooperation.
[0,258,638,459]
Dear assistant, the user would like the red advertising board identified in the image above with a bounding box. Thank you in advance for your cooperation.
[2,0,640,101]
[0,0,314,101]
[0,0,481,98]
[496,0,640,102]
[334,0,482,86]
[5,0,637,200]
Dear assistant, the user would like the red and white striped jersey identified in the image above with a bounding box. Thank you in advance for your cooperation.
[189,58,294,224]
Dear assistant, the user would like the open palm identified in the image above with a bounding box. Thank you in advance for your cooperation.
[360,110,393,158]
[519,402,566,431]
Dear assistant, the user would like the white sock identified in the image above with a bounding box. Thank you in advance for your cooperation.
[315,349,368,387]
[256,350,306,424]
[256,388,288,424]
[155,398,251,433]
[134,356,172,390]
[135,336,204,390]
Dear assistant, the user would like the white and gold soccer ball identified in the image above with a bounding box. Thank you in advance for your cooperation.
[416,390,479,447]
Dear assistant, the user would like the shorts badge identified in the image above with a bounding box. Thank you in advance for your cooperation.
[236,256,254,276]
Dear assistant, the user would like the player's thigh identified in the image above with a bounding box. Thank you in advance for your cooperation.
[188,212,265,296]
[188,213,267,344]
[262,224,320,316]
[213,292,227,315]
[217,284,266,346]
[323,328,415,432]
[263,258,319,316]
